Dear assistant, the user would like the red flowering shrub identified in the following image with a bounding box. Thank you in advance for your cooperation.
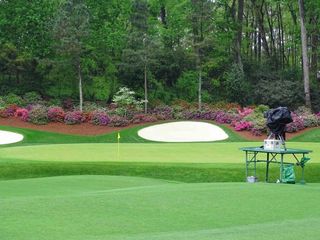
[15,108,29,121]
[131,114,157,124]
[64,111,85,125]
[82,112,92,122]
[48,107,65,122]
[109,116,129,127]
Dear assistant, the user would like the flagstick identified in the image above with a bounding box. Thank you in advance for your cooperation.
[117,139,120,161]
[117,132,120,161]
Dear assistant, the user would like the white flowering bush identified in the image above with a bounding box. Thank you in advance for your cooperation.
[112,87,142,117]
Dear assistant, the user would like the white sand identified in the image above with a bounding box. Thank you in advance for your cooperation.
[0,130,24,145]
[138,121,229,142]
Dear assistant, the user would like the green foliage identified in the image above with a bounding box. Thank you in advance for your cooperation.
[0,0,319,109]
[254,79,304,108]
[0,97,5,109]
[92,76,112,101]
[23,92,42,105]
[223,64,251,105]
[3,93,23,106]
[176,71,198,102]
[244,105,269,133]
[254,104,270,114]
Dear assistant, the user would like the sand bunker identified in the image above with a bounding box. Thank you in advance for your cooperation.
[138,121,229,142]
[0,130,24,145]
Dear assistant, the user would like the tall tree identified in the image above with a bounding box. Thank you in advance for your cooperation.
[121,0,157,113]
[190,0,214,110]
[298,0,311,108]
[53,0,89,111]
[235,0,244,67]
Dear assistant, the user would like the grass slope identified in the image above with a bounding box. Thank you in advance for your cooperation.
[0,142,317,163]
[1,175,320,240]
[0,122,246,146]
[289,128,320,142]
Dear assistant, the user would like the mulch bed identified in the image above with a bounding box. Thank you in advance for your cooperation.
[0,117,142,136]
[0,117,315,140]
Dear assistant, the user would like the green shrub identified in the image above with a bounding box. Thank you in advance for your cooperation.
[3,93,23,106]
[28,105,48,125]
[244,107,268,133]
[254,104,270,114]
[223,63,250,105]
[47,98,62,107]
[82,102,102,112]
[23,92,42,105]
[0,97,5,109]
[176,71,198,102]
[302,114,320,128]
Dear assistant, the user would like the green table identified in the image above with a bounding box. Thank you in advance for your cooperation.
[240,147,312,183]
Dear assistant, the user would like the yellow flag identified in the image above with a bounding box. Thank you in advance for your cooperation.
[117,132,120,140]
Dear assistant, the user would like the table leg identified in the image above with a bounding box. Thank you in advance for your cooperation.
[266,152,270,182]
[280,153,284,183]
[254,152,257,177]
[245,151,248,180]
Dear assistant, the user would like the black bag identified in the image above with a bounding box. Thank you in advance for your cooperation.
[264,107,293,137]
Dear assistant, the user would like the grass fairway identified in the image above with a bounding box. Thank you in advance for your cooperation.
[0,142,319,163]
[1,175,320,240]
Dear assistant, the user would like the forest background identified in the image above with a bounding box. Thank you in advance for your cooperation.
[0,0,319,112]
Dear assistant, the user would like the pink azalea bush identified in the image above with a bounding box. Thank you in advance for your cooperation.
[48,107,65,122]
[15,108,29,121]
[234,121,253,131]
[64,111,85,125]
[286,113,305,133]
[131,114,157,124]
[238,107,253,117]
[109,115,129,127]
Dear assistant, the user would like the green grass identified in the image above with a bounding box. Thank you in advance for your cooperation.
[0,141,318,182]
[0,121,246,147]
[0,123,319,239]
[1,175,320,240]
[1,161,320,183]
[289,127,320,142]
[0,142,318,163]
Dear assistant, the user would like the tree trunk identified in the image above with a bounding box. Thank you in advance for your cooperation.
[252,0,270,58]
[78,63,83,112]
[198,67,202,111]
[144,63,148,114]
[235,0,244,67]
[298,0,311,108]
[311,17,318,79]
[265,3,275,57]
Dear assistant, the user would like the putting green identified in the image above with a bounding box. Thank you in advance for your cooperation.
[0,142,318,163]
[1,175,320,240]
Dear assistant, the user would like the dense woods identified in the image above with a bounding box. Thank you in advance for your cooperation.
[0,0,319,111]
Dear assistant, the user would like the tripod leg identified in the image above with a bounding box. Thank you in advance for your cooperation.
[279,135,286,151]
